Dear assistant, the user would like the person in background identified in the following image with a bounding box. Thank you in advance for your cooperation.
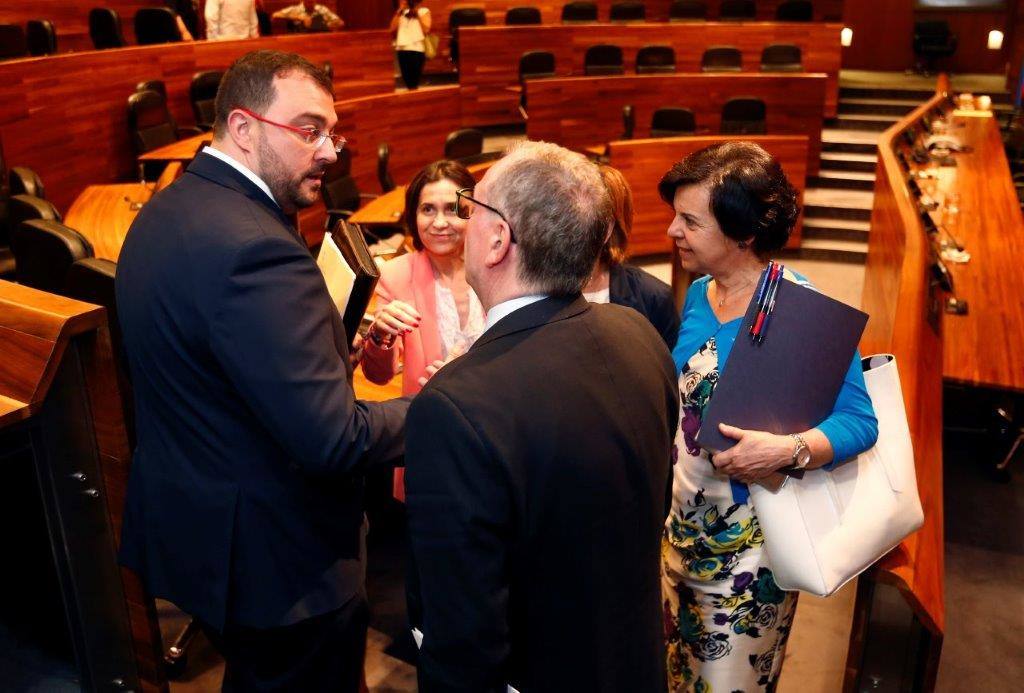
[361,159,483,501]
[390,0,430,90]
[273,0,345,32]
[205,0,258,40]
[659,141,878,692]
[404,141,678,692]
[582,164,680,349]
[115,51,407,691]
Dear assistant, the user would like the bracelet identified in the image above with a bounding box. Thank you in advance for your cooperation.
[368,325,396,350]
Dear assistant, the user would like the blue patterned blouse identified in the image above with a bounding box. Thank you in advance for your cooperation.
[671,274,879,504]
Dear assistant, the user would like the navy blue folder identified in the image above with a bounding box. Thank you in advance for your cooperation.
[695,276,868,453]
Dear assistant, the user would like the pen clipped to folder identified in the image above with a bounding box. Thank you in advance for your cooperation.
[749,261,785,345]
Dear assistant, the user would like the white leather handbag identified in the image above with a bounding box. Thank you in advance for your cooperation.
[750,354,924,597]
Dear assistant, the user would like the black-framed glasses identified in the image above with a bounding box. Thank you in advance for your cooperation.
[456,188,516,243]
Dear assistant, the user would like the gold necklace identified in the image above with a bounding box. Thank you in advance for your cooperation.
[714,275,758,308]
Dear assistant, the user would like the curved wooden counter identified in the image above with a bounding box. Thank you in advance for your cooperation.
[0,30,394,213]
[459,22,841,125]
[848,77,949,691]
[527,73,826,174]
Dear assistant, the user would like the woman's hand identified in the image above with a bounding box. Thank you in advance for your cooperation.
[370,300,421,343]
[711,424,795,483]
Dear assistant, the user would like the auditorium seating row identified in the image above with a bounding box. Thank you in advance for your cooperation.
[1,7,190,58]
[458,22,842,123]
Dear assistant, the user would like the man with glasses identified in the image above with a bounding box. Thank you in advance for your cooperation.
[405,141,679,692]
[116,50,407,690]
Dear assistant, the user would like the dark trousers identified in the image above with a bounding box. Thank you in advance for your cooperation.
[396,50,426,90]
[200,594,369,692]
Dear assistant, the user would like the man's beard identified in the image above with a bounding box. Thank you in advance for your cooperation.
[256,139,326,214]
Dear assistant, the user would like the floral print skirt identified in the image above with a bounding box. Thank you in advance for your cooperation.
[662,337,797,692]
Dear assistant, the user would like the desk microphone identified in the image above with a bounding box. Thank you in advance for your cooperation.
[123,195,144,211]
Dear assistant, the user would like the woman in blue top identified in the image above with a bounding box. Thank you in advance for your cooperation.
[659,142,878,692]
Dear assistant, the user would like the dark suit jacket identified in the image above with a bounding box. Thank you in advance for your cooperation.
[406,296,678,693]
[609,262,680,351]
[115,153,408,631]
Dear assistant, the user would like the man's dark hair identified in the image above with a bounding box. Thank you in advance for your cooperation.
[657,141,799,255]
[404,160,476,250]
[213,50,335,138]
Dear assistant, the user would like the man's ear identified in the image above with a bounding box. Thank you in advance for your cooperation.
[484,222,513,269]
[226,109,255,155]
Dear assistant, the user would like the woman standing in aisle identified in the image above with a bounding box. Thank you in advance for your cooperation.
[390,0,431,90]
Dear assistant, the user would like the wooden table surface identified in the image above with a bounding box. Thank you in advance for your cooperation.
[347,186,406,225]
[924,113,1024,392]
[138,133,211,162]
[64,183,153,261]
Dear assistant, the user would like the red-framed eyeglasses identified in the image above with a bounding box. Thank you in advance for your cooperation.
[235,106,346,153]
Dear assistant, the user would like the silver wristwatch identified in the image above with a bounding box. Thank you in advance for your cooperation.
[790,433,811,469]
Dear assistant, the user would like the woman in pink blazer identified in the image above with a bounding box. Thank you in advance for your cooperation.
[361,160,484,500]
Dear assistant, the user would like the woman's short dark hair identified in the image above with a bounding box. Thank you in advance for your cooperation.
[213,50,334,138]
[657,142,799,255]
[404,160,476,250]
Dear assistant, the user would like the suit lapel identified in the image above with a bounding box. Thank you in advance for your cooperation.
[472,295,590,352]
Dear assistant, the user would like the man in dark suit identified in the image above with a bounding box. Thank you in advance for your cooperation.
[405,142,679,692]
[115,51,407,690]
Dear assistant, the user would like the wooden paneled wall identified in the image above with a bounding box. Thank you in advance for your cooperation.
[842,0,1018,74]
[0,1,153,52]
[0,31,394,214]
[459,22,841,125]
[851,80,947,685]
[605,134,807,255]
[527,73,826,174]
[336,86,462,194]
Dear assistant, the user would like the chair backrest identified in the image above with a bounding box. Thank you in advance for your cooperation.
[321,158,361,213]
[12,219,93,293]
[636,45,676,74]
[449,8,486,65]
[134,7,182,46]
[650,107,696,137]
[190,70,224,130]
[610,1,646,22]
[10,194,61,230]
[257,8,272,35]
[776,0,813,21]
[444,128,484,160]
[377,143,395,193]
[89,8,125,49]
[915,20,951,41]
[136,79,167,98]
[26,20,57,56]
[622,104,635,140]
[128,89,178,155]
[761,43,802,72]
[506,7,542,25]
[721,97,767,134]
[719,0,756,20]
[701,45,742,72]
[584,44,624,76]
[561,2,598,23]
[520,50,556,81]
[9,167,46,199]
[669,0,707,21]
[0,24,28,60]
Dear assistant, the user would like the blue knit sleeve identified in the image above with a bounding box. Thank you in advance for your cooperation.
[816,350,879,469]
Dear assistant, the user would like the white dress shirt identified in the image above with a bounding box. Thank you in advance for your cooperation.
[205,0,258,40]
[483,294,547,334]
[201,146,277,206]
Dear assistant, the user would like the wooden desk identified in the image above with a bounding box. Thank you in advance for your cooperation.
[922,114,1024,393]
[458,22,841,125]
[606,134,808,255]
[138,133,211,162]
[65,184,152,262]
[0,31,394,213]
[348,187,408,226]
[528,73,826,175]
[336,86,462,195]
[850,78,948,691]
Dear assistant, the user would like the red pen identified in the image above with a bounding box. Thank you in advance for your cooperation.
[750,263,780,340]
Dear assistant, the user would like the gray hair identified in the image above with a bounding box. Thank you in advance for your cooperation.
[487,141,610,296]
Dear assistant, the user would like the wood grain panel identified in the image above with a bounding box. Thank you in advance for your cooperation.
[606,134,807,255]
[458,22,841,124]
[0,1,152,53]
[0,31,394,214]
[527,73,826,174]
[336,85,463,195]
[857,79,947,652]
